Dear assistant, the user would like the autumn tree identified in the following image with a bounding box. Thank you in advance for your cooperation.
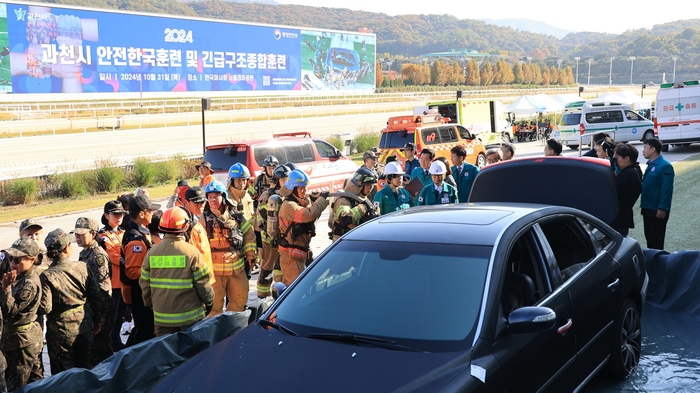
[498,60,515,84]
[512,62,523,84]
[465,59,480,86]
[531,63,543,85]
[401,63,426,85]
[549,65,560,85]
[522,63,533,84]
[376,61,384,87]
[480,61,494,86]
[450,62,464,85]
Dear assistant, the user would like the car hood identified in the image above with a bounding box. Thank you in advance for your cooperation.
[468,156,619,224]
[150,325,473,393]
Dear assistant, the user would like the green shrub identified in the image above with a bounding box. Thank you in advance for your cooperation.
[58,173,88,198]
[325,135,345,152]
[353,132,380,154]
[133,158,156,187]
[178,159,199,181]
[153,159,179,184]
[94,166,124,193]
[2,178,38,205]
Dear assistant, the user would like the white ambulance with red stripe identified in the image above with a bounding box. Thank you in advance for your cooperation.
[655,80,700,149]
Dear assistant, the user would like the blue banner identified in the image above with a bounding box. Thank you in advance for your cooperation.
[0,3,330,93]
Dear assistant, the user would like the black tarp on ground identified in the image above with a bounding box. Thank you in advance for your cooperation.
[16,311,251,393]
[585,249,700,392]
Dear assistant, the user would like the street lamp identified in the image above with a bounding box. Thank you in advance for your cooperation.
[574,57,580,84]
[587,59,593,86]
[609,57,615,86]
[672,56,678,83]
[629,56,636,85]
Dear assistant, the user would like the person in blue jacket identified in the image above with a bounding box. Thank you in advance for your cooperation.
[417,161,458,206]
[450,145,479,203]
[373,162,412,215]
[640,137,674,250]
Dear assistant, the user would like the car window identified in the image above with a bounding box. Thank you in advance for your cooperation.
[421,127,440,145]
[379,130,414,149]
[561,112,582,126]
[586,110,623,124]
[204,146,249,171]
[439,126,458,143]
[253,146,287,167]
[456,125,472,140]
[538,218,597,282]
[579,219,613,251]
[285,143,315,163]
[503,229,552,307]
[272,240,492,352]
[314,140,337,158]
[625,110,643,121]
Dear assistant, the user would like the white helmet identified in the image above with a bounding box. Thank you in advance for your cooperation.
[428,160,447,175]
[384,161,404,175]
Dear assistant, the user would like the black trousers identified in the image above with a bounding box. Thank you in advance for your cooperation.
[643,209,669,250]
[109,288,128,350]
[127,286,154,346]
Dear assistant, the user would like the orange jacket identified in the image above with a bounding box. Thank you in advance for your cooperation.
[98,226,124,290]
[122,237,150,304]
[189,221,215,284]
[200,174,215,188]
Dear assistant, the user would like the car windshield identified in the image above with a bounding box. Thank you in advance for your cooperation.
[272,240,492,352]
[561,113,582,126]
[379,131,414,149]
[203,146,248,171]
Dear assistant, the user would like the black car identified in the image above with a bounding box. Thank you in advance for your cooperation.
[151,157,648,392]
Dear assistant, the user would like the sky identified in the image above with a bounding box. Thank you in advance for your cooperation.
[274,0,695,35]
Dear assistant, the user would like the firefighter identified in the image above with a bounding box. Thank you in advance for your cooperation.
[278,169,328,286]
[121,195,161,345]
[182,187,215,285]
[254,163,292,298]
[1,238,44,391]
[226,163,255,222]
[373,162,412,215]
[97,200,126,351]
[331,167,379,241]
[254,155,279,203]
[203,181,256,315]
[196,161,215,188]
[417,161,459,205]
[140,207,214,336]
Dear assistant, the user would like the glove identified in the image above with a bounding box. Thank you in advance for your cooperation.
[309,191,320,201]
[319,191,330,199]
[205,303,213,315]
[356,203,368,216]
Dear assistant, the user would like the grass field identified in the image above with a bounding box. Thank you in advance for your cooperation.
[2,155,698,253]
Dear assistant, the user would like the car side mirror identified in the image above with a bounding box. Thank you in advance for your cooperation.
[271,282,287,300]
[329,149,342,162]
[507,306,556,334]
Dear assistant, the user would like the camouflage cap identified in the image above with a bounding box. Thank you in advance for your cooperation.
[19,218,42,234]
[2,237,42,258]
[44,229,75,252]
[72,217,99,235]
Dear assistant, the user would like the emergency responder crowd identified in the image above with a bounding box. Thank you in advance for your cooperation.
[0,134,673,391]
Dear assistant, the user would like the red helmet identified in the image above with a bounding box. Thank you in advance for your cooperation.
[159,207,190,233]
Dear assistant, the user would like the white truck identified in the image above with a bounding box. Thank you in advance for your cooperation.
[654,80,700,150]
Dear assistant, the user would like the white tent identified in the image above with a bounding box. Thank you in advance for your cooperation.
[615,91,652,110]
[533,94,565,112]
[593,91,628,103]
[506,95,546,114]
[553,94,581,106]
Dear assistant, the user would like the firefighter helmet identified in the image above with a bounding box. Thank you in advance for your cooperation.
[228,163,251,180]
[428,160,447,175]
[273,164,292,179]
[285,169,310,191]
[284,162,297,171]
[159,207,190,233]
[263,155,279,167]
[350,167,378,187]
[384,161,404,175]
[205,181,227,195]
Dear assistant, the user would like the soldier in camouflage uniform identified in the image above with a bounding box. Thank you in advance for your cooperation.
[1,238,44,391]
[74,217,114,365]
[40,229,105,374]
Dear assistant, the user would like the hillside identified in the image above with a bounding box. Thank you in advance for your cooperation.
[480,18,571,39]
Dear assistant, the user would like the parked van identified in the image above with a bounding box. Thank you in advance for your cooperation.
[559,100,655,149]
[377,113,487,168]
[203,131,358,193]
[654,80,700,149]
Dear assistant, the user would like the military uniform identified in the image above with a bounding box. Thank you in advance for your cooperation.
[254,186,281,298]
[331,182,375,241]
[79,240,113,365]
[40,255,104,374]
[203,202,257,315]
[373,184,412,215]
[278,189,328,286]
[0,238,45,391]
[140,234,214,336]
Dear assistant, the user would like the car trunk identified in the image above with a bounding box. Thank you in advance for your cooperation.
[468,157,619,224]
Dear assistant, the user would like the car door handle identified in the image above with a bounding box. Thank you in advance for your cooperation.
[557,318,573,335]
[607,278,620,290]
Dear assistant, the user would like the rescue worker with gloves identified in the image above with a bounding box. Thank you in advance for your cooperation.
[226,163,256,222]
[140,207,214,336]
[331,167,379,241]
[373,162,412,215]
[254,163,293,298]
[203,181,256,315]
[254,155,279,203]
[417,160,459,205]
[278,169,328,286]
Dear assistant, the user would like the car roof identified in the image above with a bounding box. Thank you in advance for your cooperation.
[206,136,321,150]
[343,203,570,246]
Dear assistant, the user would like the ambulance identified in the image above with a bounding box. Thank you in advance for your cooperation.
[377,112,487,170]
[654,80,700,149]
